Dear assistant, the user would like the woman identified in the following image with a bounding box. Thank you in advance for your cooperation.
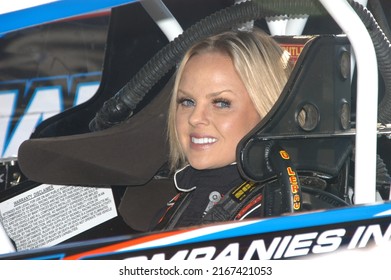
[153,27,292,230]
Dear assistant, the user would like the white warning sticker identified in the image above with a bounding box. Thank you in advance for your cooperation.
[0,184,117,251]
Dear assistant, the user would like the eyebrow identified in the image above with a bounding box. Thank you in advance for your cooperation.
[178,89,235,98]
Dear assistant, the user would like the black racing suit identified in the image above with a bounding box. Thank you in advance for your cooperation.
[152,164,267,231]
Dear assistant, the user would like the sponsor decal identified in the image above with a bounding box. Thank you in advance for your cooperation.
[280,44,304,63]
[279,149,301,211]
[113,222,391,260]
[230,181,256,203]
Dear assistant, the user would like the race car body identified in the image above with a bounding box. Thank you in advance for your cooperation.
[0,0,390,262]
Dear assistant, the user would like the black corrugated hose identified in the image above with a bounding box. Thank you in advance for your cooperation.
[368,0,391,43]
[88,0,391,129]
[348,0,391,199]
[376,154,391,199]
[88,0,325,131]
[348,0,391,124]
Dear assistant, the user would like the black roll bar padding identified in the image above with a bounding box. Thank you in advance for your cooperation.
[266,141,302,213]
[236,138,303,214]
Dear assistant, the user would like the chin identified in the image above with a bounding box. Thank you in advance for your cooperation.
[188,161,227,170]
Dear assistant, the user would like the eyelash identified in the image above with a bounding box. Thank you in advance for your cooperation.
[213,98,231,108]
[177,97,194,107]
[177,97,231,108]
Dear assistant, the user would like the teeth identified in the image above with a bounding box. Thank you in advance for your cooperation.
[191,137,217,144]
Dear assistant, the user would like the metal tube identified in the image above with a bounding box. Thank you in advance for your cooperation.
[319,0,378,204]
[140,0,183,41]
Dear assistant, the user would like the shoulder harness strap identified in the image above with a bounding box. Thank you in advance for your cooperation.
[201,180,264,224]
[153,191,193,231]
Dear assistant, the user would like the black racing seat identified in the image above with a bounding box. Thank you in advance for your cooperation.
[238,34,353,182]
[236,35,354,215]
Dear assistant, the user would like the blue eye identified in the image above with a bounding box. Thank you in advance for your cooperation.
[213,98,231,108]
[178,97,195,107]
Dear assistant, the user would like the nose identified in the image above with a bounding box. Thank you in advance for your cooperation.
[188,103,209,127]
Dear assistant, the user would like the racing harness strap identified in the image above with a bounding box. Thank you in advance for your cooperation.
[154,141,302,230]
[201,181,263,224]
[153,182,263,231]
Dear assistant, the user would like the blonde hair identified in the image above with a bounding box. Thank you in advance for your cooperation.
[167,28,292,171]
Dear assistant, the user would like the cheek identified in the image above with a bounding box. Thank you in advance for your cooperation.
[220,113,260,142]
[218,119,248,149]
[175,113,187,141]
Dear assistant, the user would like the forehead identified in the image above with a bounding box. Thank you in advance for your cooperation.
[175,51,259,107]
[179,51,241,88]
[177,50,253,102]
[186,50,231,67]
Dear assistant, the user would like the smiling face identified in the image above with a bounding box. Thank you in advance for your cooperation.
[175,51,261,170]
